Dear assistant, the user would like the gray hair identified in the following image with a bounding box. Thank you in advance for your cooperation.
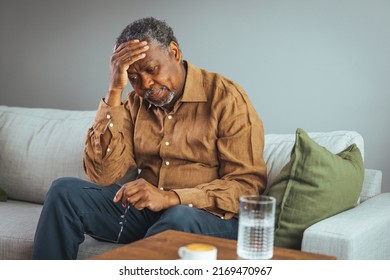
[116,17,178,50]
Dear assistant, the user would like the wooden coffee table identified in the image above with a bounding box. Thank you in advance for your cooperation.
[91,230,335,260]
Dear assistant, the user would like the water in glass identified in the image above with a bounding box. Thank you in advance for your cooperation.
[237,195,275,259]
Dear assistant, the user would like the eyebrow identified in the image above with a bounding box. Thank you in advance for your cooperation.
[127,59,155,74]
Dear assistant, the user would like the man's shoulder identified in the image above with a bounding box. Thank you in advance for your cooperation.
[188,63,246,98]
[196,66,248,103]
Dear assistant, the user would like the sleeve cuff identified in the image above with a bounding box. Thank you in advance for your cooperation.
[172,188,211,209]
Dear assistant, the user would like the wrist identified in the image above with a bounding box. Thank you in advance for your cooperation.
[105,89,123,107]
[164,190,180,208]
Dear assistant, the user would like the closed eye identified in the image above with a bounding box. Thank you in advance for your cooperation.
[128,74,138,82]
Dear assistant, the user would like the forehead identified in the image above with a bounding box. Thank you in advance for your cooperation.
[128,42,168,73]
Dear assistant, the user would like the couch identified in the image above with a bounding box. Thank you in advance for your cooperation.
[1,105,389,260]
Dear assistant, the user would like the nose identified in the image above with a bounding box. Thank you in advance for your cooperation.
[140,73,154,90]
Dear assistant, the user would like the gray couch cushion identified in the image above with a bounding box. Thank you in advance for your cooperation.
[0,200,124,259]
[0,200,42,259]
[77,236,124,260]
[0,106,96,203]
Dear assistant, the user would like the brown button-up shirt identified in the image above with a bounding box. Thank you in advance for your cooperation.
[83,61,267,219]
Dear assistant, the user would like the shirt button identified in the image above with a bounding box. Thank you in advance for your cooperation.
[220,216,225,220]
[165,161,170,166]
[159,187,164,191]
[107,147,111,152]
[188,203,193,207]
[165,141,170,146]
[167,115,173,120]
[106,114,111,119]
[109,123,114,128]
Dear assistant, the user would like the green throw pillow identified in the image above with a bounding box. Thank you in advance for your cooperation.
[266,128,364,250]
[0,187,7,202]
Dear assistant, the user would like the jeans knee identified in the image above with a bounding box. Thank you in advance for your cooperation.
[51,176,84,188]
[146,205,202,235]
[46,177,85,202]
[163,205,196,223]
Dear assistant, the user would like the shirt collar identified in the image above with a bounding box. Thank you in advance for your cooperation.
[146,60,207,111]
[180,61,207,103]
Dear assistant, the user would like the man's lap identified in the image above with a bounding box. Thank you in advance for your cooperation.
[50,177,238,243]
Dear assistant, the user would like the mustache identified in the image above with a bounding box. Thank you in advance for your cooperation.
[144,86,169,96]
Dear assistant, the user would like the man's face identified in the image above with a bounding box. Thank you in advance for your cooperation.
[127,41,183,107]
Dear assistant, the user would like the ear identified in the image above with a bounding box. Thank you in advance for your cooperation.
[168,41,181,62]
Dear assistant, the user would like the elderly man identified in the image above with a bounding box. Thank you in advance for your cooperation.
[32,17,267,259]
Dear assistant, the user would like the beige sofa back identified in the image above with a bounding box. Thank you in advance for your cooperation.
[0,106,96,203]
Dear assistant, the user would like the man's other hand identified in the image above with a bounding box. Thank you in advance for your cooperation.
[113,178,180,211]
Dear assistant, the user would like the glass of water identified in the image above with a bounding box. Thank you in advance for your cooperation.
[237,195,276,259]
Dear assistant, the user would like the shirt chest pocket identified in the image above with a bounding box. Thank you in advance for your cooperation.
[171,117,218,163]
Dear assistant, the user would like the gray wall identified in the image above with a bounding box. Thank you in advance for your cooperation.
[1,0,389,192]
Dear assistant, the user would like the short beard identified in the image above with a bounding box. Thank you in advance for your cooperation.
[144,86,175,107]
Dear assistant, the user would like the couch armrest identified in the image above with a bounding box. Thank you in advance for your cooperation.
[360,169,382,202]
[301,193,390,259]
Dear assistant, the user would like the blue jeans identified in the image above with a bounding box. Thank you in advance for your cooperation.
[32,177,238,259]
